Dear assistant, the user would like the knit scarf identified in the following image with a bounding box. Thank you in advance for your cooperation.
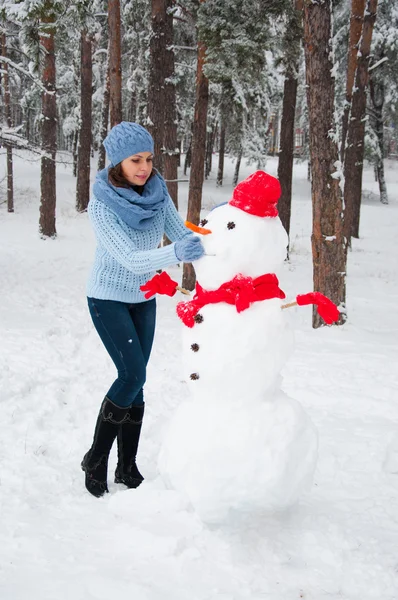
[93,167,168,230]
[176,273,286,328]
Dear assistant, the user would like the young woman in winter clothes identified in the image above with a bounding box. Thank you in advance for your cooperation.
[82,122,204,498]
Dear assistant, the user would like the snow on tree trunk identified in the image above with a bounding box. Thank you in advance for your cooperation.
[343,0,378,243]
[163,0,179,207]
[341,0,366,165]
[147,0,167,173]
[369,76,388,204]
[303,0,346,328]
[108,0,122,128]
[1,32,14,213]
[183,11,209,292]
[39,9,57,239]
[76,30,93,213]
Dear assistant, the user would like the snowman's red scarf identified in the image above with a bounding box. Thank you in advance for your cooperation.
[176,273,286,328]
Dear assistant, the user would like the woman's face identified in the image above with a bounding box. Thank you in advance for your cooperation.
[120,152,153,185]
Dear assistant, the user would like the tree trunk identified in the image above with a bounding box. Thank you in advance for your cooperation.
[205,121,217,179]
[232,147,243,187]
[147,0,167,173]
[39,8,57,239]
[73,131,79,177]
[369,75,388,204]
[343,0,378,243]
[216,117,226,187]
[108,0,122,128]
[163,0,178,207]
[277,76,298,239]
[184,139,192,175]
[6,147,13,212]
[303,0,346,328]
[76,30,93,213]
[277,0,303,241]
[1,32,14,213]
[271,110,279,156]
[341,0,366,164]
[129,89,137,122]
[182,14,209,291]
[98,57,110,171]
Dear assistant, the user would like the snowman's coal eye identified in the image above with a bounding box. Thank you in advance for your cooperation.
[200,219,208,226]
[227,221,236,230]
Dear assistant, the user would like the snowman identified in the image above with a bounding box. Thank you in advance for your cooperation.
[141,171,339,523]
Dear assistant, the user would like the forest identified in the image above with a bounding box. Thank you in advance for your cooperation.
[1,0,397,327]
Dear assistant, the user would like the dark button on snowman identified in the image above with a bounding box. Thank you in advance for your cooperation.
[142,171,338,523]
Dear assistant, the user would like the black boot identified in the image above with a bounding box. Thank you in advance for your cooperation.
[81,397,132,498]
[114,403,145,489]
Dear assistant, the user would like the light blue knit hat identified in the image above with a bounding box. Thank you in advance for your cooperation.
[103,122,154,166]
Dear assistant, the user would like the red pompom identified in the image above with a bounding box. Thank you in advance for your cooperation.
[296,292,340,325]
[140,271,178,299]
[229,171,281,218]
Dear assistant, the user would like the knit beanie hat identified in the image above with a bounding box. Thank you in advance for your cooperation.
[103,122,154,166]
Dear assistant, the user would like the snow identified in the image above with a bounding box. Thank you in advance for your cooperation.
[1,150,398,599]
[159,390,318,523]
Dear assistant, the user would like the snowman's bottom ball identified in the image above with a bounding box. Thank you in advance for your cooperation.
[158,393,318,524]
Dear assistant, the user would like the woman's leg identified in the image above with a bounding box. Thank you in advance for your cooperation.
[127,299,157,406]
[114,299,157,487]
[84,298,156,494]
[81,397,133,497]
[87,297,156,407]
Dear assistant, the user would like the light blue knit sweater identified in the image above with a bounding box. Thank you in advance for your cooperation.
[87,194,191,303]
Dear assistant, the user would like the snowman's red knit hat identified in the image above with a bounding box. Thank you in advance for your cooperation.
[229,171,281,218]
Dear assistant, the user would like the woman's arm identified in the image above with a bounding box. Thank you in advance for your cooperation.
[164,195,193,242]
[88,197,179,274]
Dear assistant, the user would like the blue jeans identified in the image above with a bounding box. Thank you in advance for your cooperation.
[87,297,156,407]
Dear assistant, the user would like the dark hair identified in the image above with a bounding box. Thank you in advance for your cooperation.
[108,163,155,193]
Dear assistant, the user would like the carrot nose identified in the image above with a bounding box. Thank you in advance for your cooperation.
[185,221,212,235]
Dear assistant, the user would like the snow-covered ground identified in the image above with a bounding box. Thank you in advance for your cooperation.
[1,150,397,599]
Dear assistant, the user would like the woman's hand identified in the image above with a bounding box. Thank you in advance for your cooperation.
[174,236,205,262]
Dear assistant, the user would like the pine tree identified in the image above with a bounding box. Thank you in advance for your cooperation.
[277,0,303,241]
[182,0,208,291]
[163,0,179,206]
[147,0,168,172]
[303,0,346,327]
[74,0,98,212]
[341,0,366,165]
[108,0,122,126]
[1,28,14,212]
[366,0,398,204]
[199,0,288,174]
[39,1,58,238]
[343,0,378,243]
[76,28,93,212]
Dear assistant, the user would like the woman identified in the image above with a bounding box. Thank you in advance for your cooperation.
[82,122,204,498]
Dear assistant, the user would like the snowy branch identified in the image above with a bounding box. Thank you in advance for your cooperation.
[368,57,388,72]
[0,129,41,154]
[0,56,48,93]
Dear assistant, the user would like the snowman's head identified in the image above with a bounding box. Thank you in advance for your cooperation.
[189,172,288,289]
